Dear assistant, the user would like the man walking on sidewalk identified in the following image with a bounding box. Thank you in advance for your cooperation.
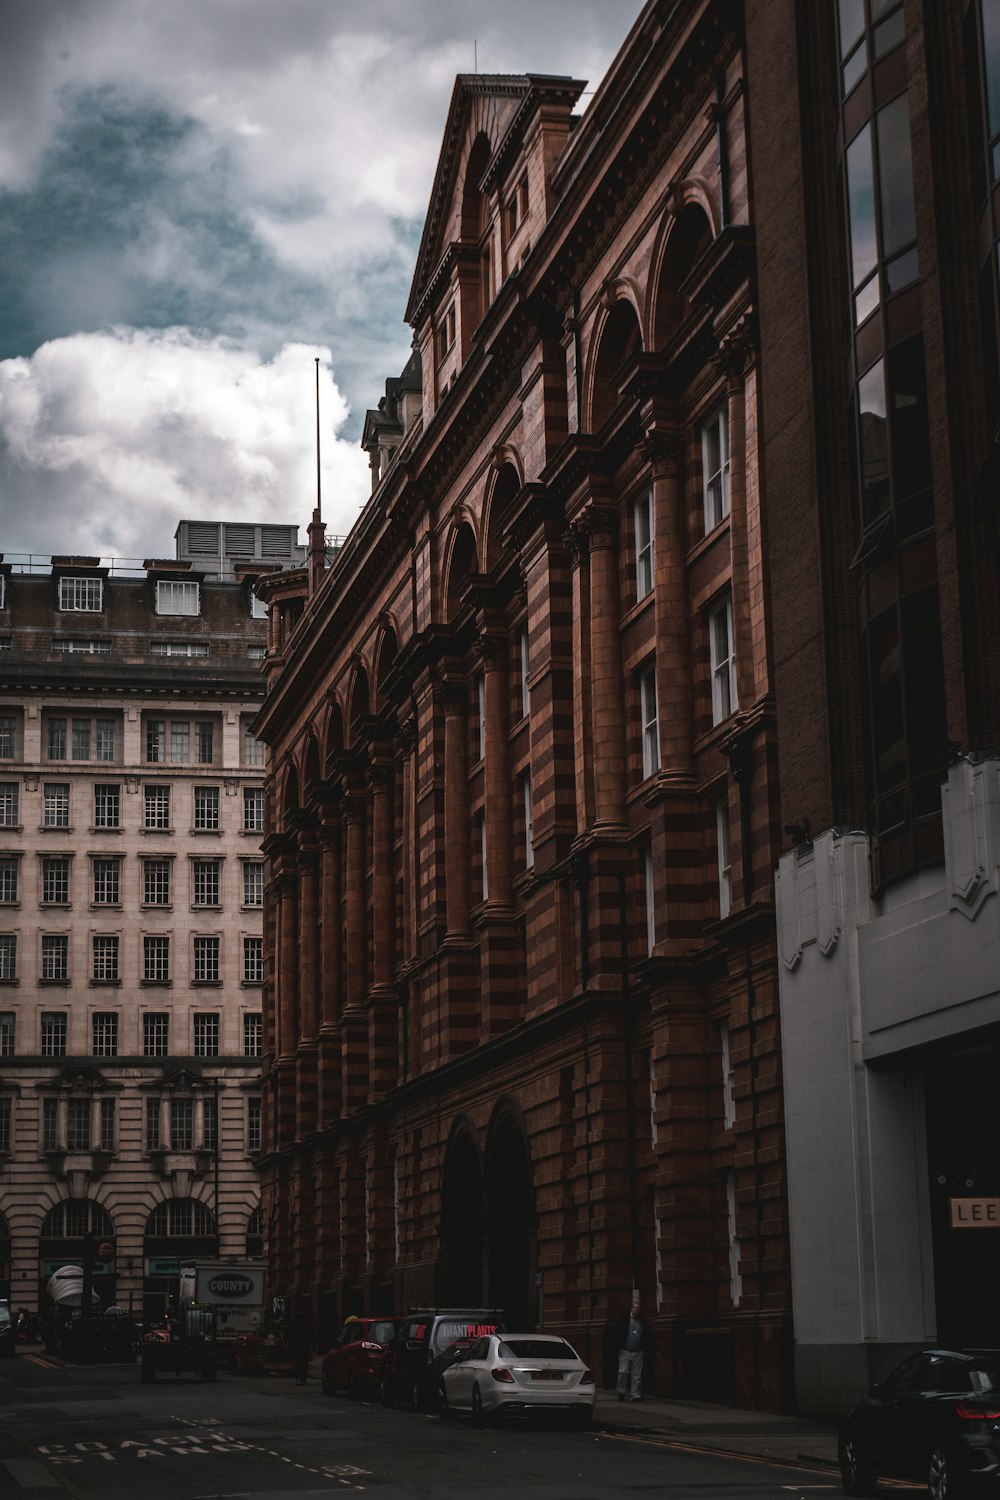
[613,1297,650,1402]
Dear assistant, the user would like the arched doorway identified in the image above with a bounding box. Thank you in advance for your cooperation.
[439,1124,484,1306]
[39,1200,117,1311]
[484,1108,535,1328]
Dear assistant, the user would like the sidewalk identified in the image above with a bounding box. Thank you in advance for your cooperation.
[592,1389,840,1469]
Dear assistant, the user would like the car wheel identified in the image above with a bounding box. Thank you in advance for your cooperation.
[928,1444,967,1500]
[838,1429,879,1497]
[471,1385,485,1429]
[439,1382,452,1421]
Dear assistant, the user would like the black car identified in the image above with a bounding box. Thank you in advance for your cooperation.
[380,1309,505,1411]
[839,1347,1000,1498]
[0,1304,13,1358]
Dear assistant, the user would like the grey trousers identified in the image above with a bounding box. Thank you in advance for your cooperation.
[617,1348,643,1398]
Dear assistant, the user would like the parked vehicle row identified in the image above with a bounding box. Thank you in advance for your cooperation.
[320,1307,596,1427]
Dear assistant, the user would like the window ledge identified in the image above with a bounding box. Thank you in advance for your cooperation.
[240,980,263,988]
[140,827,174,835]
[140,904,173,912]
[39,825,71,834]
[192,980,223,988]
[191,904,222,913]
[190,829,222,837]
[39,977,70,987]
[0,979,18,987]
[90,903,122,912]
[239,828,264,837]
[140,979,172,988]
[89,979,122,988]
[40,902,71,910]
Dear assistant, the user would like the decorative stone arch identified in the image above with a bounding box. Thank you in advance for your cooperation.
[373,618,400,713]
[584,285,644,433]
[438,1116,485,1306]
[322,696,345,769]
[482,452,524,573]
[443,516,480,622]
[648,180,718,350]
[39,1198,118,1308]
[346,658,372,741]
[277,760,300,832]
[460,131,493,244]
[483,1098,536,1328]
[301,731,322,792]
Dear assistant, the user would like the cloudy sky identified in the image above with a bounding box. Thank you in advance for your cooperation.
[0,0,641,562]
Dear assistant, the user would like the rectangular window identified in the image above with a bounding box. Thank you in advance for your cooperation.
[93,784,120,829]
[170,1097,194,1150]
[644,846,656,955]
[242,862,263,907]
[196,722,214,765]
[0,936,16,981]
[41,1012,67,1057]
[250,592,267,620]
[521,774,534,870]
[67,1098,90,1151]
[143,858,171,905]
[143,785,170,829]
[640,664,660,779]
[702,406,731,532]
[72,719,91,761]
[170,722,190,764]
[92,936,119,982]
[243,936,263,984]
[0,716,15,759]
[478,810,488,902]
[193,1011,220,1056]
[192,859,221,907]
[43,783,68,828]
[202,1096,218,1152]
[247,643,266,661]
[727,1170,742,1306]
[709,595,736,725]
[634,489,654,600]
[51,637,110,654]
[243,1012,262,1057]
[146,720,166,762]
[194,787,220,831]
[720,1022,735,1130]
[0,858,18,903]
[0,1013,14,1056]
[242,723,264,766]
[476,675,486,761]
[518,627,530,719]
[92,1012,118,1057]
[243,787,264,832]
[41,934,68,981]
[150,640,209,658]
[92,858,121,905]
[146,1097,161,1151]
[59,576,102,612]
[143,936,170,983]
[716,797,732,919]
[0,1097,10,1154]
[247,1096,262,1155]
[155,580,200,616]
[99,1098,116,1153]
[95,719,116,761]
[41,856,70,904]
[47,719,67,759]
[143,1012,169,1057]
[0,782,20,826]
[193,936,220,984]
[43,1097,59,1151]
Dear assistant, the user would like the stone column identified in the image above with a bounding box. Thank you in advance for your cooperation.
[277,867,299,1059]
[440,683,470,935]
[297,835,320,1043]
[369,762,395,988]
[317,805,343,1128]
[341,792,369,1109]
[479,634,513,908]
[580,507,626,830]
[566,525,593,834]
[398,719,416,962]
[646,428,693,777]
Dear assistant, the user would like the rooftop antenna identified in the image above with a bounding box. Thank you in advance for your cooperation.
[314,356,322,523]
[474,39,478,73]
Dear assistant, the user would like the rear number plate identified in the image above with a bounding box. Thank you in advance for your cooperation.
[531,1371,562,1381]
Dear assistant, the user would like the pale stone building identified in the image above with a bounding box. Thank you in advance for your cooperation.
[0,522,299,1319]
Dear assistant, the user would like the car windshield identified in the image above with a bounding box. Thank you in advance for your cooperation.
[969,1363,1000,1394]
[499,1338,576,1361]
[369,1322,396,1344]
[0,1307,9,1328]
[432,1319,501,1351]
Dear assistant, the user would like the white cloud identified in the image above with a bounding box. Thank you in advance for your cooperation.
[0,329,370,558]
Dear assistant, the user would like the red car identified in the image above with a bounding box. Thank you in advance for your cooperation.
[322,1317,401,1398]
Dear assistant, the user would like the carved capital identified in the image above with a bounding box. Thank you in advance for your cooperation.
[571,505,617,552]
[397,717,416,754]
[474,632,507,671]
[641,427,685,476]
[714,313,759,385]
[432,680,466,716]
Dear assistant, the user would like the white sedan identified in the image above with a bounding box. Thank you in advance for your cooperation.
[438,1332,595,1426]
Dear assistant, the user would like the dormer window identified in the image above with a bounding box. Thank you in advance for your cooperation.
[59,577,102,612]
[155,580,200,616]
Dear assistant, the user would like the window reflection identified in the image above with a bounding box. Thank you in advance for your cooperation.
[847,125,878,292]
[857,360,889,525]
[876,95,916,257]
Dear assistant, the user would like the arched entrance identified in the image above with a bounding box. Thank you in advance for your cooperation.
[484,1107,535,1328]
[440,1124,484,1306]
[143,1197,217,1321]
[39,1200,117,1311]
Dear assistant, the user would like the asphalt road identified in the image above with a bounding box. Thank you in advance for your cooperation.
[0,1352,844,1499]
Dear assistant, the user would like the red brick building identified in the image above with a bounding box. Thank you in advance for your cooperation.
[256,0,791,1409]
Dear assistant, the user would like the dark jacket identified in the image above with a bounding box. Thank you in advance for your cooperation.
[611,1311,653,1353]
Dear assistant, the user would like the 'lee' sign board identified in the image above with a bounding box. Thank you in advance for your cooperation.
[950,1197,1000,1227]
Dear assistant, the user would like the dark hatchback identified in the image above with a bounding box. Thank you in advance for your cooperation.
[321,1317,401,1398]
[380,1309,505,1411]
[839,1348,1000,1498]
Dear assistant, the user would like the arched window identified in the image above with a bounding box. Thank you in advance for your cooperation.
[652,204,713,349]
[446,524,478,621]
[589,300,642,431]
[42,1200,115,1238]
[146,1198,217,1238]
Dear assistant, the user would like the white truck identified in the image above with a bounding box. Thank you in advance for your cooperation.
[178,1262,265,1343]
